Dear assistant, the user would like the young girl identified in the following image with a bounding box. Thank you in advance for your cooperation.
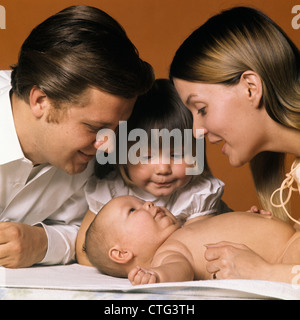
[76,79,230,265]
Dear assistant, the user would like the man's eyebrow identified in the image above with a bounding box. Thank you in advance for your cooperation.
[84,120,115,128]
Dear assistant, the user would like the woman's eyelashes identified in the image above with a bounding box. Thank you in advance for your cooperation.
[197,107,207,116]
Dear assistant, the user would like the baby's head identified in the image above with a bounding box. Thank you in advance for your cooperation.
[85,195,180,277]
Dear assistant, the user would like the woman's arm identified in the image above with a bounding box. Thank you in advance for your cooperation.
[75,210,96,266]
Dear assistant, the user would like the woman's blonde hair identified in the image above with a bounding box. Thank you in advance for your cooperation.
[170,7,300,220]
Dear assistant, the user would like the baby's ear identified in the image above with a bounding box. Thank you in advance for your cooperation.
[109,246,134,264]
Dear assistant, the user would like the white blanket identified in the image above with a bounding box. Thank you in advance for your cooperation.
[0,264,299,300]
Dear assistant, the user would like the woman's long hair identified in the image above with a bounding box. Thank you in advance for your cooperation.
[170,7,300,220]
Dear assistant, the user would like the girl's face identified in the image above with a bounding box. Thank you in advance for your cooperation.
[126,149,193,197]
[173,78,268,167]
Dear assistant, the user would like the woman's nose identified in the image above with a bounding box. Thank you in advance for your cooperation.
[193,123,208,139]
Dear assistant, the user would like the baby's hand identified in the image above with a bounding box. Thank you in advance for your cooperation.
[248,205,272,216]
[128,265,158,285]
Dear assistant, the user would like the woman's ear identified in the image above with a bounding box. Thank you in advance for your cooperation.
[240,71,263,108]
[29,86,48,118]
[109,246,134,264]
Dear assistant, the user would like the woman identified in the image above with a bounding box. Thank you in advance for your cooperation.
[170,6,300,283]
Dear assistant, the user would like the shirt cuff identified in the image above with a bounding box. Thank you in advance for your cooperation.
[35,222,72,265]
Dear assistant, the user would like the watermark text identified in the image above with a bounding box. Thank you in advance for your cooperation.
[0,5,5,29]
[96,121,204,175]
[292,5,300,29]
[292,265,300,289]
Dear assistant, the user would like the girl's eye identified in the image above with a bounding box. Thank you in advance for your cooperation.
[171,154,183,159]
[197,107,207,116]
[129,208,135,214]
[141,155,152,160]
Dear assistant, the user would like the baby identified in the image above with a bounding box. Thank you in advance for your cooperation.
[84,195,300,285]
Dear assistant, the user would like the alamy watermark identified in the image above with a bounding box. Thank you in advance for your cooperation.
[96,121,204,175]
[0,5,5,29]
[292,5,300,29]
[292,265,300,289]
[0,4,298,31]
[0,267,5,297]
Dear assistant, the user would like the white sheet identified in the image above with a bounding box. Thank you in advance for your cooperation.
[0,264,299,300]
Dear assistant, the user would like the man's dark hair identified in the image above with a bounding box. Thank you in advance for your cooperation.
[11,5,154,104]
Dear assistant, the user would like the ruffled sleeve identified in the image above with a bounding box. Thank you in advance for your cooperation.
[166,174,231,223]
[84,171,129,214]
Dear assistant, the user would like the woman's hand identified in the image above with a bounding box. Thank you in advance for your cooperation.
[204,241,270,280]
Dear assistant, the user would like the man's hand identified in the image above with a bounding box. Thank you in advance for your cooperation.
[0,222,48,268]
[128,265,158,285]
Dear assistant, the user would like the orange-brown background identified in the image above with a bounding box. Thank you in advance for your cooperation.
[1,0,300,220]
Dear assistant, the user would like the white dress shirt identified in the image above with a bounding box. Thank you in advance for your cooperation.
[0,71,93,265]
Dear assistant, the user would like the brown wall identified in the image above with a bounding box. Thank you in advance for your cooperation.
[1,0,300,220]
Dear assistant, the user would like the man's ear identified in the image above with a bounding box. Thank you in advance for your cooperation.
[109,246,134,264]
[29,86,48,119]
[240,71,263,108]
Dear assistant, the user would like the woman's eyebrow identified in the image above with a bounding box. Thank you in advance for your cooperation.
[186,94,199,106]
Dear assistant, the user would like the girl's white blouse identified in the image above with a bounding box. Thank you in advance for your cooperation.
[85,171,231,223]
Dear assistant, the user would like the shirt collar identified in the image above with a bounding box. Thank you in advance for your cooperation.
[0,86,25,165]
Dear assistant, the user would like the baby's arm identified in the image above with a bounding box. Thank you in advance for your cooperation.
[128,251,194,285]
[75,210,96,266]
[128,266,158,285]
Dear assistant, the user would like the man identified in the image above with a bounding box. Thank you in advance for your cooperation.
[0,5,154,267]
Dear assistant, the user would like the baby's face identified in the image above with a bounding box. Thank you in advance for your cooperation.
[100,196,180,255]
